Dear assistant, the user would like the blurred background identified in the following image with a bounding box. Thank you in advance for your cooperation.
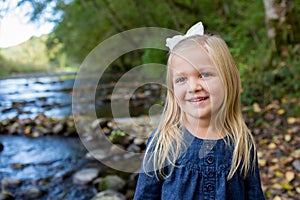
[0,0,299,200]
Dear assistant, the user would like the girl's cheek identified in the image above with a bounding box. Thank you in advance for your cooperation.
[205,80,221,93]
[174,88,185,100]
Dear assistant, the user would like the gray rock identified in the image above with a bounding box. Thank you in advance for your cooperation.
[91,118,109,130]
[53,123,64,134]
[127,144,141,153]
[18,187,43,199]
[292,160,300,171]
[0,193,14,200]
[1,177,21,188]
[110,144,124,153]
[8,122,19,134]
[86,149,110,160]
[91,189,126,200]
[99,175,126,191]
[73,168,100,185]
[133,137,145,146]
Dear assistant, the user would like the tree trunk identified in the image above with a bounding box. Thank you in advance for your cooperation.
[263,0,300,66]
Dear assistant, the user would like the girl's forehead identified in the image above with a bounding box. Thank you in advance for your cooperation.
[169,47,216,73]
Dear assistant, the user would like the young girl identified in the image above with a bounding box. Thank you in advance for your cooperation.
[134,22,265,200]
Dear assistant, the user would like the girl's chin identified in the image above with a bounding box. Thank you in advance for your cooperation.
[184,112,211,121]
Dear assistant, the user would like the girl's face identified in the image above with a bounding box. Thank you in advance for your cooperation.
[169,45,225,125]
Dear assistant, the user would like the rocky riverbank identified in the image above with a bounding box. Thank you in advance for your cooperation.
[0,113,156,200]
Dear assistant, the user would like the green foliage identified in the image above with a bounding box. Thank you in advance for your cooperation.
[0,54,12,76]
[109,129,126,144]
[0,35,51,75]
[1,0,299,111]
[141,49,167,78]
[142,49,167,64]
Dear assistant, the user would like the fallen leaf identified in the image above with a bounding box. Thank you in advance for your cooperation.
[257,151,263,157]
[275,171,283,177]
[284,135,291,142]
[277,109,285,115]
[271,158,279,163]
[265,103,279,111]
[287,117,297,124]
[253,103,261,113]
[281,98,287,103]
[296,187,300,193]
[285,171,295,182]
[292,149,300,157]
[273,196,281,200]
[268,142,277,149]
[280,183,293,190]
[272,183,281,190]
[258,158,267,167]
[260,139,269,145]
[269,164,280,171]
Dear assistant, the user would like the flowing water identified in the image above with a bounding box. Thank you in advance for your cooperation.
[0,72,164,199]
[0,73,75,121]
[0,135,94,199]
[0,73,102,199]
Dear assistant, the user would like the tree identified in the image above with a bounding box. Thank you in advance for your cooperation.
[263,0,300,66]
[3,0,299,105]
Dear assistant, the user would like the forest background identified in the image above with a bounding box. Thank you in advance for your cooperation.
[0,0,299,111]
[0,0,299,110]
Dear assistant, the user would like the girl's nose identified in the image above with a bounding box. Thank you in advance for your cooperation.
[188,78,203,93]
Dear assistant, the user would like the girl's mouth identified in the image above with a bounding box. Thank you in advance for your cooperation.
[189,97,209,102]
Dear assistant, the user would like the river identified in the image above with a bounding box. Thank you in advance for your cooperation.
[0,73,76,121]
[0,72,164,200]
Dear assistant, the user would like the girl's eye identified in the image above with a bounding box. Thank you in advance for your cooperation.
[200,73,211,78]
[176,77,186,83]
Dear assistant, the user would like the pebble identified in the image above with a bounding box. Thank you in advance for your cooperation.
[91,189,126,200]
[73,168,100,185]
[1,177,21,188]
[127,144,141,153]
[91,118,109,130]
[133,137,146,146]
[8,122,19,134]
[53,123,64,134]
[110,145,125,155]
[292,160,300,172]
[0,193,14,200]
[98,175,126,191]
[17,187,43,199]
[85,149,110,160]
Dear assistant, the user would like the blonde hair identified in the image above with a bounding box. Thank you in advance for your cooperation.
[144,34,256,180]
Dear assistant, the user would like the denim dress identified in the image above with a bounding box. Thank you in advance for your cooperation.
[134,128,265,200]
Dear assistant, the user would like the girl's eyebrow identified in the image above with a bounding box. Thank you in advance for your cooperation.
[172,71,188,77]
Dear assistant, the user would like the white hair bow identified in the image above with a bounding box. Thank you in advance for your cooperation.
[166,21,204,51]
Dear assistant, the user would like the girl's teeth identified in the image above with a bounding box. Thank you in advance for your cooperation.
[192,98,202,102]
[191,97,207,102]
